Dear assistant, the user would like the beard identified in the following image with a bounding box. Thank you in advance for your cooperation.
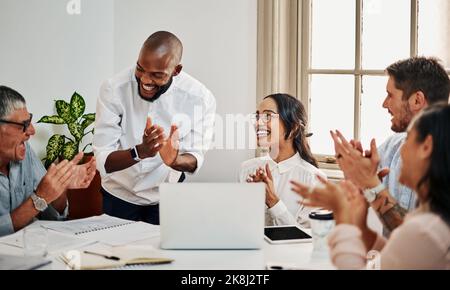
[136,76,173,102]
[391,103,414,133]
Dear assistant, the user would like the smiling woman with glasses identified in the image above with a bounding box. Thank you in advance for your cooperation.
[0,113,33,132]
[240,93,325,228]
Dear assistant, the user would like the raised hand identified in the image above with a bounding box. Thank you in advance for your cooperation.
[137,117,165,159]
[349,138,390,182]
[159,124,180,167]
[246,164,279,208]
[69,153,97,189]
[290,175,351,224]
[35,159,76,203]
[330,130,380,190]
[341,180,369,229]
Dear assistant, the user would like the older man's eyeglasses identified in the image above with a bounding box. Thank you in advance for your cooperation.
[0,113,33,132]
[250,113,279,123]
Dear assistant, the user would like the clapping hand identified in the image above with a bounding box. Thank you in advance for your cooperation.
[68,153,97,189]
[138,117,165,159]
[246,164,279,208]
[159,124,180,167]
[330,130,380,190]
[290,175,351,224]
[36,159,77,203]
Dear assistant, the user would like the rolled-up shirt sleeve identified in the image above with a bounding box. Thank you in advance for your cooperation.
[0,214,14,237]
[267,200,297,225]
[267,199,314,228]
[92,80,124,178]
[179,89,216,175]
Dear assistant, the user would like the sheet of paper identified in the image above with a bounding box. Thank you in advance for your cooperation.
[0,254,52,270]
[0,228,94,253]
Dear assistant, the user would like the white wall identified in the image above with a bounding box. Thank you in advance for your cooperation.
[0,0,114,158]
[0,0,257,182]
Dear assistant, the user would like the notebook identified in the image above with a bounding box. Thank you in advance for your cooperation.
[60,244,173,270]
[42,214,160,246]
[41,214,136,235]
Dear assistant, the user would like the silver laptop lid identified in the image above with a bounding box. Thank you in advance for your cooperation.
[159,183,265,249]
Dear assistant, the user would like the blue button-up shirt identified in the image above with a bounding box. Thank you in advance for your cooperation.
[0,143,67,237]
[378,133,417,237]
[378,133,417,211]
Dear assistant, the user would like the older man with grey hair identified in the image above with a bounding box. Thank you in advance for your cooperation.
[0,86,97,237]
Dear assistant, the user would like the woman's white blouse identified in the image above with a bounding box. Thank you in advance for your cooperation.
[239,153,326,228]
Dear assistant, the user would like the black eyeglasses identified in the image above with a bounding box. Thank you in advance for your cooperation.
[0,113,33,132]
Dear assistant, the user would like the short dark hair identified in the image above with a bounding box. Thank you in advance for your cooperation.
[143,31,183,63]
[0,86,26,119]
[264,94,318,168]
[386,57,450,104]
[413,102,450,226]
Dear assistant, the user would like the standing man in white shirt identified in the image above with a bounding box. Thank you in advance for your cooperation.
[93,31,216,224]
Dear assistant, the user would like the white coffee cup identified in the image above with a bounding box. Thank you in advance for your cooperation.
[309,209,335,253]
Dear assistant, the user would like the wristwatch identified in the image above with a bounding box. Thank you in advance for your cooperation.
[130,146,142,162]
[362,183,386,203]
[31,192,48,212]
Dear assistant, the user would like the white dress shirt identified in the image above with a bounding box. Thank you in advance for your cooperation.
[239,153,326,227]
[93,66,216,206]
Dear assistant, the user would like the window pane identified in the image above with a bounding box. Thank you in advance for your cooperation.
[362,0,410,69]
[418,0,450,69]
[360,76,392,149]
[310,75,354,155]
[311,0,355,69]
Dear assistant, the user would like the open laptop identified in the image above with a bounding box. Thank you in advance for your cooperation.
[159,183,265,249]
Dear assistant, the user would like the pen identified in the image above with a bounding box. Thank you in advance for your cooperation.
[83,250,120,261]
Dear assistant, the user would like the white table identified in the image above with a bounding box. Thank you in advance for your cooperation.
[0,222,335,270]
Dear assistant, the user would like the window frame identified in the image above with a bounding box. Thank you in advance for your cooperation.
[298,0,450,161]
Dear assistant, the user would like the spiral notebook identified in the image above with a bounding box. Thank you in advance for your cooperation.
[42,214,160,246]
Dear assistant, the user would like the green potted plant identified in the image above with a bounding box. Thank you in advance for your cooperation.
[38,91,101,219]
[38,91,95,168]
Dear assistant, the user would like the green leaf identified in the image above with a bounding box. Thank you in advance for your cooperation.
[37,115,66,124]
[70,92,85,119]
[44,134,65,168]
[56,100,75,123]
[68,123,83,142]
[82,113,95,121]
[81,118,94,130]
[62,141,79,161]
